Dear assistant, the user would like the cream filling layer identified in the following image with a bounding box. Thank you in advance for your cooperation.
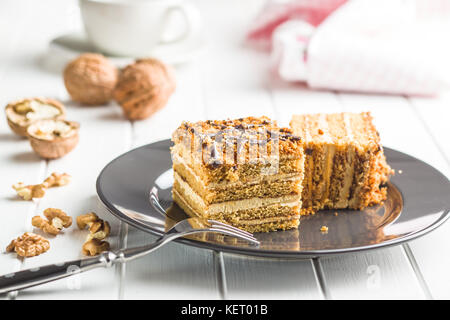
[232,216,299,226]
[173,171,300,215]
[172,152,302,189]
[173,188,299,226]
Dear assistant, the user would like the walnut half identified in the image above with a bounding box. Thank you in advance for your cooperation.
[5,97,65,137]
[27,119,79,159]
[6,232,50,257]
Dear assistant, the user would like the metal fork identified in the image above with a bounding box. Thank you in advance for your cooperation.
[0,217,259,294]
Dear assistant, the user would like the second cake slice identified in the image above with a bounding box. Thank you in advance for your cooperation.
[290,112,393,214]
[171,116,304,232]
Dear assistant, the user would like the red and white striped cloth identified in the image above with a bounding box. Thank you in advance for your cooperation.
[247,0,450,96]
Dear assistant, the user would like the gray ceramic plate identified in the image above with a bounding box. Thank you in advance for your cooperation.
[96,139,450,258]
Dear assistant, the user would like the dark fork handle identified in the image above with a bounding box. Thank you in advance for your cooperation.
[0,237,170,295]
[0,255,106,295]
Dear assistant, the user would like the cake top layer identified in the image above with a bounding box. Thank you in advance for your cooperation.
[172,116,303,169]
[290,112,381,151]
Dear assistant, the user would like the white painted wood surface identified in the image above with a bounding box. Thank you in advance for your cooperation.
[0,0,449,300]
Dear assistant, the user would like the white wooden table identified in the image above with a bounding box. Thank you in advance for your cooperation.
[1,0,449,300]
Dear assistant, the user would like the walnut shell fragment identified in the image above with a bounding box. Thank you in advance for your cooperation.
[64,53,118,105]
[27,119,80,159]
[113,58,176,120]
[5,97,65,137]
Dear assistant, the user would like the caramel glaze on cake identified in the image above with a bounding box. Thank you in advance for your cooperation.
[171,116,305,232]
[290,112,393,215]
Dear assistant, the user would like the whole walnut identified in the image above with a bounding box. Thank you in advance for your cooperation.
[63,53,118,105]
[113,58,176,120]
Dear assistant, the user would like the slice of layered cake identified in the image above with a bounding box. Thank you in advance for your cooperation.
[171,116,304,232]
[290,112,393,214]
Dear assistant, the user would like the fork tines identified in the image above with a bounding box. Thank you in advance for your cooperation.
[208,219,259,245]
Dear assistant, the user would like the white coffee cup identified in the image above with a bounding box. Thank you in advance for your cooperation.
[79,0,202,57]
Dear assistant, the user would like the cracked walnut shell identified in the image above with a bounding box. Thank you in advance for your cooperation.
[6,232,50,257]
[5,97,65,137]
[64,53,118,105]
[27,119,79,159]
[113,58,176,120]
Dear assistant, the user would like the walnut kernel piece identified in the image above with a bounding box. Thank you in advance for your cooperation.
[31,216,60,235]
[77,213,111,254]
[12,182,46,200]
[43,172,71,188]
[44,208,72,228]
[113,58,176,120]
[76,212,99,230]
[5,98,66,137]
[12,172,70,201]
[27,119,79,159]
[82,239,110,256]
[87,220,111,241]
[64,53,118,105]
[32,208,72,235]
[6,232,50,257]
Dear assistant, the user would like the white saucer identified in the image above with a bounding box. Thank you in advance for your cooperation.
[44,31,207,71]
